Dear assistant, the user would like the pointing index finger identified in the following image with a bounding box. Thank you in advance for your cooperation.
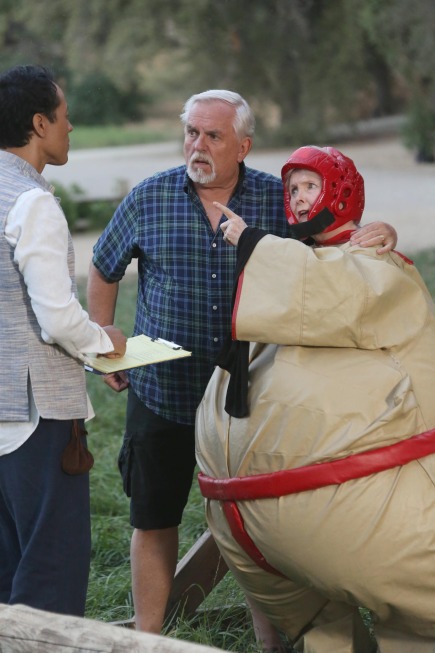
[213,201,237,220]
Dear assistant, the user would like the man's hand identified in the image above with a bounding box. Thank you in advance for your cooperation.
[350,221,398,254]
[215,201,248,247]
[103,371,129,392]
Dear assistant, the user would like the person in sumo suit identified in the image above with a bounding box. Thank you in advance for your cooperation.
[195,145,435,653]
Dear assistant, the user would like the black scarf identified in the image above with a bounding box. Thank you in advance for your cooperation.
[217,209,334,417]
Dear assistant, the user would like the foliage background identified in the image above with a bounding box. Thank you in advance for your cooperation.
[1,0,435,154]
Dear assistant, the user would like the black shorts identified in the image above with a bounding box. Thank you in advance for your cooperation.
[118,389,196,530]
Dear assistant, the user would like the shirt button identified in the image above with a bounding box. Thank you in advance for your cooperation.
[212,273,217,279]
[213,305,218,310]
[213,337,219,342]
[212,243,217,248]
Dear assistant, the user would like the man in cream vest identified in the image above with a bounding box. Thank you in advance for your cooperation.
[0,65,126,616]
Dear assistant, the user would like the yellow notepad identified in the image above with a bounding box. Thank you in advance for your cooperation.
[83,334,191,375]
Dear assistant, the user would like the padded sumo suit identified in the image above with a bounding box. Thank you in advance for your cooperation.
[195,147,435,653]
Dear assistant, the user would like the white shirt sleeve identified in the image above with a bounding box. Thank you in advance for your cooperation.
[5,187,114,359]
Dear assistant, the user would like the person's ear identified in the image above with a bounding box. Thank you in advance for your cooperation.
[32,112,48,138]
[237,136,252,162]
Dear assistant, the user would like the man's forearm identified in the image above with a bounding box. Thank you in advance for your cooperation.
[87,263,119,325]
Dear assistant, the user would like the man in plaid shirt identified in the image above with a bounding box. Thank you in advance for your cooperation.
[87,90,396,651]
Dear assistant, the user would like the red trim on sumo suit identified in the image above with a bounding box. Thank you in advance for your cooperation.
[231,269,244,340]
[198,428,435,577]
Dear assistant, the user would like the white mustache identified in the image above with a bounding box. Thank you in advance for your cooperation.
[189,152,214,167]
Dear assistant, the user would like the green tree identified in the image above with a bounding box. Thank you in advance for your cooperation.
[360,0,435,159]
[168,0,397,142]
[1,0,433,147]
[0,0,161,123]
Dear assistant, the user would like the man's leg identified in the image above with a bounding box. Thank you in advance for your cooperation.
[119,390,196,633]
[0,418,91,616]
[0,476,20,604]
[131,527,178,632]
[247,595,288,652]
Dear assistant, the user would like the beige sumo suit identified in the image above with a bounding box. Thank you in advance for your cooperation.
[196,235,435,653]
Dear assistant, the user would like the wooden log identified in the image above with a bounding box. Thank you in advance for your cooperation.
[0,603,227,653]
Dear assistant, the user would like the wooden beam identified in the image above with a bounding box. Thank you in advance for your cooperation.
[165,529,229,624]
[0,603,227,653]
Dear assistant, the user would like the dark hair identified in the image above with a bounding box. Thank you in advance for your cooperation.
[0,65,60,148]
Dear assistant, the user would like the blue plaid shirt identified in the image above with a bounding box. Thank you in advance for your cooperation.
[92,163,290,425]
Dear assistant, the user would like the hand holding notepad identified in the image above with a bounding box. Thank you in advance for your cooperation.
[83,335,191,374]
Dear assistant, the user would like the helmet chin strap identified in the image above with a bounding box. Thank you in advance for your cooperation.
[288,207,335,240]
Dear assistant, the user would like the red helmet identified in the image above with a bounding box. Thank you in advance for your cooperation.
[281,146,365,233]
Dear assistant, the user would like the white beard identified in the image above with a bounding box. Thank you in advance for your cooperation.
[187,153,216,184]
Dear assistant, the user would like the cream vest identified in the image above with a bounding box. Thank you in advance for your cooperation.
[0,151,88,421]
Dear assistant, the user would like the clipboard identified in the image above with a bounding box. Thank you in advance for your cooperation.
[83,334,191,375]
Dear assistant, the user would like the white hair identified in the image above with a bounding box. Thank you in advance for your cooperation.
[180,89,255,139]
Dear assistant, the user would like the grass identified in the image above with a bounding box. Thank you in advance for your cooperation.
[79,247,435,650]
